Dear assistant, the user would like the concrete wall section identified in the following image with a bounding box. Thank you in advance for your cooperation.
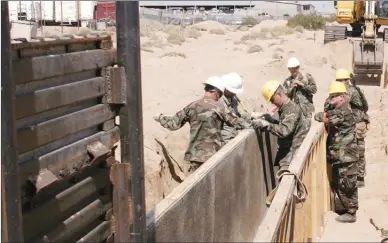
[146,129,277,242]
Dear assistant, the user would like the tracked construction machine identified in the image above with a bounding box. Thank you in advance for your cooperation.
[324,0,388,80]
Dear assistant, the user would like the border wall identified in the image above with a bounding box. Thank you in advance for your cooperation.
[145,122,333,242]
[145,129,278,242]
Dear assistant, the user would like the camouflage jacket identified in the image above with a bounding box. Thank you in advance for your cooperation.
[323,84,369,123]
[283,72,317,118]
[159,97,247,163]
[315,101,358,164]
[264,98,309,151]
[219,96,252,141]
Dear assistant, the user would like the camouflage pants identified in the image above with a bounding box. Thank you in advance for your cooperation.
[332,162,359,215]
[355,122,368,180]
[188,161,202,174]
[274,146,297,168]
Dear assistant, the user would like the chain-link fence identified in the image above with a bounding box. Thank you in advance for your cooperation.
[139,7,289,26]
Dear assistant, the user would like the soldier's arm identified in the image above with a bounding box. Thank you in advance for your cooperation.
[350,90,363,109]
[283,79,294,97]
[266,109,298,138]
[159,107,189,131]
[326,109,344,126]
[217,106,251,129]
[323,97,335,112]
[299,73,317,94]
[314,112,326,122]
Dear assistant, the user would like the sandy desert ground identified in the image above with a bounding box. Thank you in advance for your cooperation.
[41,19,388,215]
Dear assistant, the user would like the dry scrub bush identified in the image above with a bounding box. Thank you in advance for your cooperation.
[234,40,247,45]
[141,47,154,53]
[268,42,277,47]
[233,47,243,51]
[274,47,284,53]
[185,28,202,39]
[272,52,283,59]
[238,26,250,32]
[209,28,226,35]
[167,32,186,45]
[241,16,258,26]
[160,52,187,59]
[287,14,335,30]
[241,26,294,41]
[247,45,263,54]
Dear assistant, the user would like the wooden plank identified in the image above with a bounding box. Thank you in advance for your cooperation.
[19,127,119,184]
[15,77,106,119]
[253,122,324,242]
[12,49,117,85]
[17,104,115,153]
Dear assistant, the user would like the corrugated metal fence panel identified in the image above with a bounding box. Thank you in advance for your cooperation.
[11,34,122,243]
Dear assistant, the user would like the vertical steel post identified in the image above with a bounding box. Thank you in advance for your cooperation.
[1,2,24,242]
[116,1,146,242]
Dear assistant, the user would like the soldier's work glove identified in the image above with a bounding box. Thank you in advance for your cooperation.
[251,119,270,130]
[153,113,163,122]
[250,111,264,120]
[261,113,279,124]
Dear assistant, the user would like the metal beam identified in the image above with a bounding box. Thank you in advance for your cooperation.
[116,1,146,242]
[1,1,24,242]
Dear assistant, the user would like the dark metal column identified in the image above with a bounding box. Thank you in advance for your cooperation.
[116,1,146,242]
[1,1,24,242]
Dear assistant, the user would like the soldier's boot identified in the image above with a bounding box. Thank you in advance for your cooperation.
[335,213,357,223]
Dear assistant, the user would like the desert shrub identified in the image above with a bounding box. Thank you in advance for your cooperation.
[241,16,258,26]
[141,47,154,53]
[265,26,295,37]
[185,28,202,39]
[241,31,267,41]
[167,32,186,45]
[287,14,335,30]
[159,52,187,59]
[209,28,226,35]
[247,45,263,54]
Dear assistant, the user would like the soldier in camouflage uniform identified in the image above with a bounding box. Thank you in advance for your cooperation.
[332,69,369,188]
[154,76,248,174]
[283,57,317,122]
[315,81,359,223]
[220,72,252,143]
[252,80,310,176]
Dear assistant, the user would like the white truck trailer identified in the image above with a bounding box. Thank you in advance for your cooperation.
[8,1,96,26]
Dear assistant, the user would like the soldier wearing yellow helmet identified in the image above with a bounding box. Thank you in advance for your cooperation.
[252,80,310,177]
[315,81,359,223]
[325,68,369,188]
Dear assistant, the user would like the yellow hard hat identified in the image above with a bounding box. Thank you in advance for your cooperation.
[262,80,281,102]
[335,68,350,80]
[328,81,347,94]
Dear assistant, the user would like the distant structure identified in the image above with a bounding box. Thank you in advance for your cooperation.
[139,1,316,16]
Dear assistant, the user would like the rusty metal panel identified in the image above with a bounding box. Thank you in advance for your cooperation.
[12,35,113,60]
[17,104,116,153]
[15,77,106,119]
[15,69,97,96]
[18,127,120,186]
[5,21,124,243]
[110,163,131,242]
[103,66,127,104]
[12,49,117,85]
[23,168,111,242]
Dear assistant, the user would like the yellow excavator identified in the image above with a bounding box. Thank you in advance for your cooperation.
[324,0,388,77]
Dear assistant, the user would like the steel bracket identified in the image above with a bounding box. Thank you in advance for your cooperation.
[102,66,127,105]
[87,141,111,166]
[28,169,59,193]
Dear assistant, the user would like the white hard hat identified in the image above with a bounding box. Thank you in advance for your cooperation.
[222,72,244,94]
[203,76,225,93]
[287,57,300,68]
